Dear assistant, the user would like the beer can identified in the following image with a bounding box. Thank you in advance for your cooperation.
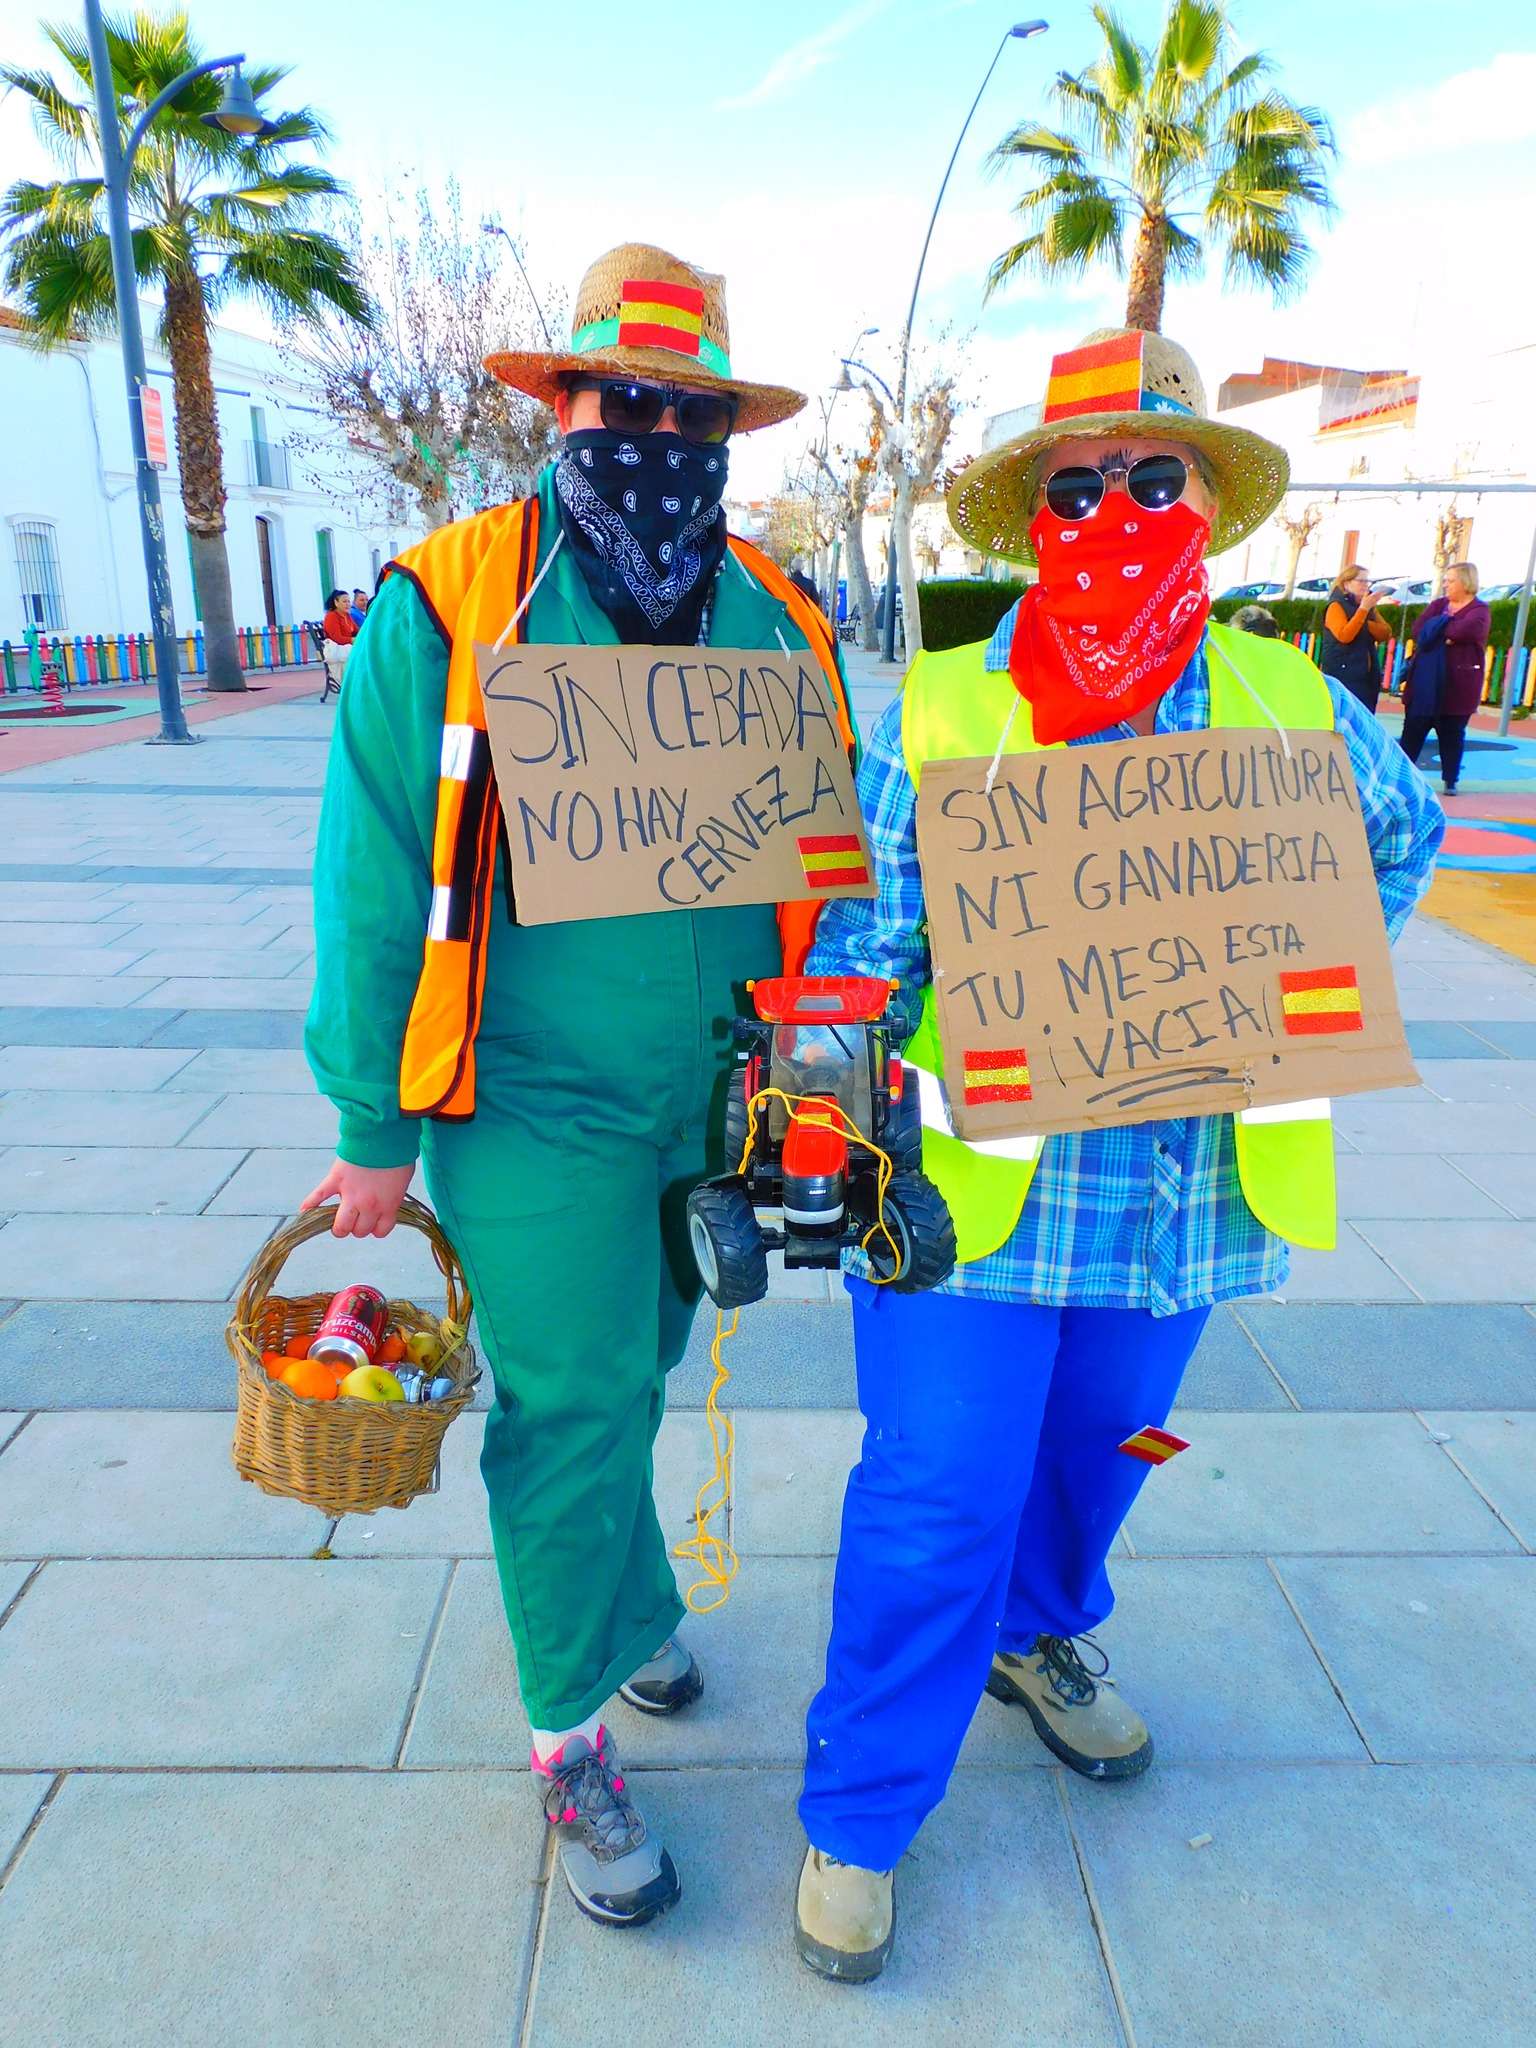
[308,1284,390,1372]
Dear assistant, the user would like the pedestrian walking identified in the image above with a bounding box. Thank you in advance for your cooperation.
[1399,562,1491,796]
[791,326,1445,1984]
[1320,564,1391,710]
[303,241,854,1933]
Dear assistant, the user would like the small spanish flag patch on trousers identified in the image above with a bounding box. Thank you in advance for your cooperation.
[1280,965,1363,1035]
[1119,1426,1190,1465]
[796,834,869,890]
[962,1047,1032,1105]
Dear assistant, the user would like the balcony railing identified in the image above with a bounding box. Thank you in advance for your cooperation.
[246,439,292,491]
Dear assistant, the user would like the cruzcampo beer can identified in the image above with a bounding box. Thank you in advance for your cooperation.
[307,1284,390,1372]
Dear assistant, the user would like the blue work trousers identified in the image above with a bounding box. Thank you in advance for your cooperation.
[799,1281,1209,1870]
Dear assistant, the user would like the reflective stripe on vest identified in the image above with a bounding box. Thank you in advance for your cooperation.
[388,505,858,1121]
[899,621,1340,1262]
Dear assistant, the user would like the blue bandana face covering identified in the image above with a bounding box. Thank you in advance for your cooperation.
[554,428,729,645]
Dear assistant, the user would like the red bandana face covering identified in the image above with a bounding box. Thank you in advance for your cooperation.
[1009,493,1212,745]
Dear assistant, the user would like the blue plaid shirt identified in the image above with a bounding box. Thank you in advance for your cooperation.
[809,612,1445,1313]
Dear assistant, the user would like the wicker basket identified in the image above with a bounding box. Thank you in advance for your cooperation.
[229,1196,480,1516]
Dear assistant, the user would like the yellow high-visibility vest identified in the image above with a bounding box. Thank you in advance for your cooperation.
[900,621,1340,1263]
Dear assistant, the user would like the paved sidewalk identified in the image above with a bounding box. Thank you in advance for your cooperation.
[0,683,1533,2044]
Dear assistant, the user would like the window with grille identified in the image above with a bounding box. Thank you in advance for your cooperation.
[13,520,67,631]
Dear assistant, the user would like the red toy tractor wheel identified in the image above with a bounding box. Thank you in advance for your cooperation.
[688,1178,769,1309]
[866,1170,957,1293]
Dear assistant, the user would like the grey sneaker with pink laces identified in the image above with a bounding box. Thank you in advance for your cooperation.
[533,1728,680,1927]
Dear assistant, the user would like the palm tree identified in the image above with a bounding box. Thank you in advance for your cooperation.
[1,10,369,690]
[988,0,1334,333]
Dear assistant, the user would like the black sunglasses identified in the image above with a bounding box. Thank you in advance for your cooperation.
[565,376,737,448]
[1043,453,1190,522]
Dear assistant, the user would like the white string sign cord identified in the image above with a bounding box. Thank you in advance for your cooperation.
[491,530,565,652]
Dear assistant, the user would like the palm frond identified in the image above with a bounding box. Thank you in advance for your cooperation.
[0,63,93,162]
[1156,0,1223,86]
[1088,5,1144,103]
[210,229,372,328]
[988,121,1086,176]
[987,177,1126,298]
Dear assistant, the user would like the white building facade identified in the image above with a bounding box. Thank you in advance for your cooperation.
[1,305,418,645]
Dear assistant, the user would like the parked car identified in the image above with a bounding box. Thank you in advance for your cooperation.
[1481,582,1530,604]
[1371,576,1433,604]
[1218,580,1284,602]
[1294,577,1332,596]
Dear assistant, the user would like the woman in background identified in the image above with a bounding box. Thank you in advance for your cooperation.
[1399,562,1491,797]
[1320,564,1391,710]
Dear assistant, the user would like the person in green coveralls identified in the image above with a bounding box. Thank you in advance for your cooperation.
[303,243,853,1929]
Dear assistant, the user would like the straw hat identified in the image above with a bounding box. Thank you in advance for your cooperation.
[948,327,1289,564]
[485,241,806,435]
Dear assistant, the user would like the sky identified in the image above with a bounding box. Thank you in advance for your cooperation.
[3,0,1534,499]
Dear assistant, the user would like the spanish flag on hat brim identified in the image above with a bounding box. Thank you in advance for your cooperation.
[1119,1425,1190,1466]
[1280,965,1363,1036]
[797,833,869,891]
[962,1046,1032,1105]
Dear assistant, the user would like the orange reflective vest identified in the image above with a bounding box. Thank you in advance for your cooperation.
[384,494,856,1120]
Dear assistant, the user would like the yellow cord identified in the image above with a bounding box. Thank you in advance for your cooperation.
[675,1086,899,1613]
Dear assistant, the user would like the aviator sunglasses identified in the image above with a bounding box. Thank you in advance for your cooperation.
[565,375,738,448]
[1043,452,1190,522]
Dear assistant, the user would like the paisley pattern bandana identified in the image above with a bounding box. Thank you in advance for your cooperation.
[554,428,728,645]
[1009,495,1212,744]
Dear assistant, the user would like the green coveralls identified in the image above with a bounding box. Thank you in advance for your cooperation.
[307,467,847,1726]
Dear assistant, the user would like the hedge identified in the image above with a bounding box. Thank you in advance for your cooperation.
[918,581,1536,652]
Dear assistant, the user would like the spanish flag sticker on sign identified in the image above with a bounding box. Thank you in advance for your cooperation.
[796,834,870,891]
[1119,1426,1191,1466]
[962,1046,1033,1105]
[1279,965,1363,1036]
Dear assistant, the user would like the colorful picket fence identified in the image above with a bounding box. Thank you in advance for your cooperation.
[0,622,316,694]
[1277,628,1531,713]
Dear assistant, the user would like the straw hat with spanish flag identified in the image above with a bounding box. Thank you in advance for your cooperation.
[948,327,1289,566]
[485,241,806,435]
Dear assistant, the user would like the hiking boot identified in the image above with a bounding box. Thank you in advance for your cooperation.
[534,1728,680,1928]
[794,1846,895,1984]
[618,1636,704,1716]
[986,1634,1153,1781]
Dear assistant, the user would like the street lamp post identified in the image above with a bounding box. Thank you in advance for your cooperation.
[881,18,1048,663]
[82,0,265,744]
[481,222,556,349]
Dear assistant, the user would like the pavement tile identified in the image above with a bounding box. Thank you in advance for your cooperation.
[0,1212,278,1301]
[1357,1220,1536,1301]
[99,921,301,951]
[1421,1411,1536,1547]
[0,946,151,977]
[0,975,169,1008]
[0,1301,239,1406]
[1081,1558,1366,1761]
[131,976,310,1011]
[0,1559,38,1612]
[1235,1303,1536,1410]
[1178,1305,1292,1408]
[333,1405,712,1561]
[159,1047,316,1092]
[0,1413,328,1558]
[1447,1154,1536,1219]
[1125,1413,1518,1555]
[730,1408,863,1556]
[0,922,145,948]
[0,1145,247,1215]
[0,1046,197,1091]
[671,1299,856,1409]
[527,1769,1122,2046]
[204,1148,343,1213]
[1462,1020,1536,1058]
[1272,1226,1417,1301]
[1067,1764,1536,2048]
[178,1092,339,1148]
[0,1774,51,1870]
[0,1557,447,1766]
[0,1772,541,2048]
[125,949,313,979]
[1419,1058,1536,1103]
[272,1222,460,1301]
[0,1007,169,1047]
[1276,1555,1536,1760]
[0,1089,218,1146]
[1331,1100,1536,1154]
[142,1008,307,1049]
[1334,1153,1508,1220]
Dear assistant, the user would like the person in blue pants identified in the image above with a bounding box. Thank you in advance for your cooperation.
[791,327,1445,1983]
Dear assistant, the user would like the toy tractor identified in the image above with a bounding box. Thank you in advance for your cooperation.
[686,974,957,1309]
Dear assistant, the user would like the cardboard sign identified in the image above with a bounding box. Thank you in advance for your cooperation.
[477,642,874,925]
[915,729,1416,1139]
